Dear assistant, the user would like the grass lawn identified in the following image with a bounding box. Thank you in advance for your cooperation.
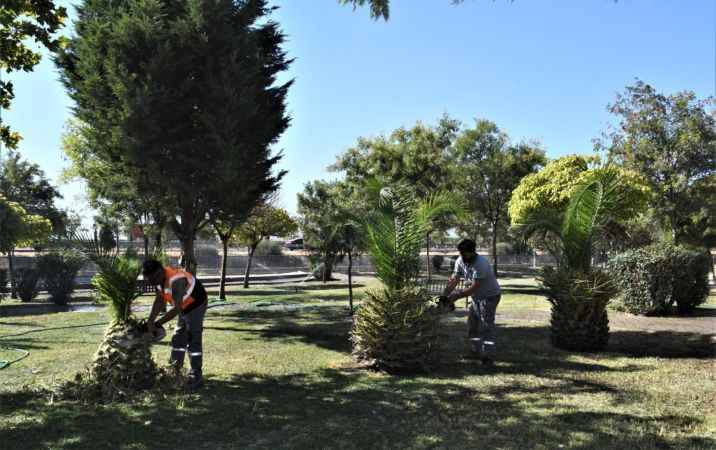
[1,280,714,450]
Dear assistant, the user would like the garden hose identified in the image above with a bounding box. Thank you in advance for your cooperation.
[0,346,30,369]
[0,298,230,370]
[0,321,107,370]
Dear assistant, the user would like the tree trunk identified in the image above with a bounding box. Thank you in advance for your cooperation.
[243,245,256,288]
[8,248,17,299]
[153,232,162,255]
[491,221,498,277]
[143,236,150,260]
[181,234,197,274]
[219,238,229,300]
[348,251,354,316]
[322,254,334,283]
[426,232,431,280]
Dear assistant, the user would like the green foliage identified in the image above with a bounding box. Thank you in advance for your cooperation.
[511,160,651,266]
[609,243,711,316]
[365,186,448,290]
[235,206,298,251]
[518,167,645,352]
[351,184,463,369]
[331,116,460,199]
[351,286,439,372]
[0,150,65,233]
[539,267,616,352]
[297,181,353,281]
[72,231,143,322]
[0,0,67,149]
[600,80,716,242]
[56,0,291,272]
[0,194,53,252]
[339,0,474,20]
[452,119,546,273]
[254,240,284,257]
[36,250,85,305]
[14,267,40,302]
[339,0,390,19]
[91,256,142,323]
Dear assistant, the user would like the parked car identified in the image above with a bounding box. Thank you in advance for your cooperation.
[284,238,304,250]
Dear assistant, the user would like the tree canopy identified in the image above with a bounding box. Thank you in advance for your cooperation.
[56,0,292,271]
[452,119,546,273]
[599,80,716,243]
[0,150,65,233]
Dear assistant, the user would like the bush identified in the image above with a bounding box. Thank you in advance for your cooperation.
[671,249,711,314]
[255,240,283,256]
[37,251,86,305]
[608,243,710,315]
[431,254,444,273]
[15,268,40,302]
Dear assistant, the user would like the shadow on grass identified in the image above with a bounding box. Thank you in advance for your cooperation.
[1,368,712,450]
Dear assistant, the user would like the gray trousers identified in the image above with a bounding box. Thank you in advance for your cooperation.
[468,294,501,357]
[170,302,207,377]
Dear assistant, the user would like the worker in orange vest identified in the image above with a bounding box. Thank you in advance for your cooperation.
[143,259,208,390]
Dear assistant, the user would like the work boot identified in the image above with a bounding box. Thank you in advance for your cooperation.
[187,369,203,391]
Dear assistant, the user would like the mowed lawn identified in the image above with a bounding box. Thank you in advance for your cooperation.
[1,280,714,450]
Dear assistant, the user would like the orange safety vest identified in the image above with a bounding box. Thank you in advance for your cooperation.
[161,267,197,311]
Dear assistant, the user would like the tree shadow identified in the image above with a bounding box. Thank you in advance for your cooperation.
[1,368,712,450]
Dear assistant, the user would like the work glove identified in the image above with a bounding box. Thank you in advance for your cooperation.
[437,295,456,312]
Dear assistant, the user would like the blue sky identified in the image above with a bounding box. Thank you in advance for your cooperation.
[4,0,714,222]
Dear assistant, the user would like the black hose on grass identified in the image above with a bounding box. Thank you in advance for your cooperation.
[0,297,232,369]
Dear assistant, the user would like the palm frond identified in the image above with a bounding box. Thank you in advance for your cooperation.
[561,166,622,271]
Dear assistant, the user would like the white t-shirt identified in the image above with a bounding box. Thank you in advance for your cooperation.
[453,254,501,299]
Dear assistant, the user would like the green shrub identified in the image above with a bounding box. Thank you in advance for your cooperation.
[431,254,444,273]
[37,251,86,305]
[671,249,711,314]
[15,268,40,302]
[608,243,710,315]
[255,240,283,256]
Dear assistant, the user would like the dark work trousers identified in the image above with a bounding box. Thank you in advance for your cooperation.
[170,302,207,378]
[467,294,501,357]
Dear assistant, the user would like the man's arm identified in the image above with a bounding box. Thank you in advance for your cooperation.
[452,280,481,300]
[441,276,460,297]
[147,290,164,330]
[155,278,187,327]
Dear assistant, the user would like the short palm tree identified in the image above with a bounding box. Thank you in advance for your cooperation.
[61,232,159,402]
[351,185,464,371]
[518,167,625,351]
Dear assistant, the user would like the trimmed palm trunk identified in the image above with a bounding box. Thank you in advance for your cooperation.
[59,246,169,402]
[540,267,615,351]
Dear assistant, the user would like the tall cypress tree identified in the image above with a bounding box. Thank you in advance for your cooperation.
[56,0,292,271]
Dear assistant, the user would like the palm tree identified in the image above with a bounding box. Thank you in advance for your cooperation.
[61,232,160,401]
[517,167,627,351]
[351,185,464,371]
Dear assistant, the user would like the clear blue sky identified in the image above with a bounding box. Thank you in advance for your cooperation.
[4,0,715,222]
